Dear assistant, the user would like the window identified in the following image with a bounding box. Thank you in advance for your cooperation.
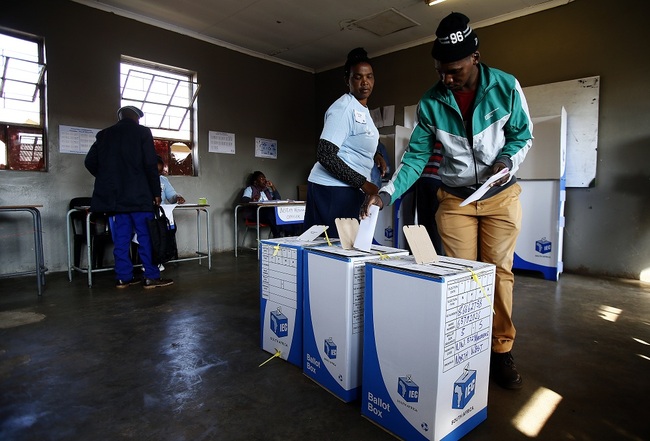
[0,31,46,171]
[120,57,199,176]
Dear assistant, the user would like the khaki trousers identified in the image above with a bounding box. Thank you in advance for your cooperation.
[436,183,522,353]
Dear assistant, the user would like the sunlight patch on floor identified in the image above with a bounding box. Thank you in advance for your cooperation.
[512,387,562,437]
[597,305,622,323]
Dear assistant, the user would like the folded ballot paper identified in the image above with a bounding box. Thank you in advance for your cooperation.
[334,204,380,252]
[459,167,510,207]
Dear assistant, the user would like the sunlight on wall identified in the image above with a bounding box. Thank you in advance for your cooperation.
[597,305,622,322]
[512,387,563,437]
[640,268,650,283]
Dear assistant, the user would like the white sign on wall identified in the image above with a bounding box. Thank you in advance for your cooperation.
[255,137,277,159]
[208,131,236,154]
[59,125,100,154]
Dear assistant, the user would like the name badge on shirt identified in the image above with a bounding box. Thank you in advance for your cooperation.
[354,110,366,124]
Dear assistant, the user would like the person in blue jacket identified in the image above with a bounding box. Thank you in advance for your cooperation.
[362,13,533,389]
[85,105,173,289]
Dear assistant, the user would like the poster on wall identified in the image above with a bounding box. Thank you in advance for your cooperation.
[59,125,100,154]
[209,131,236,154]
[255,137,277,159]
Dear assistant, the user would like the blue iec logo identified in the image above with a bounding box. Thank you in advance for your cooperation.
[324,337,337,359]
[535,237,552,254]
[452,365,476,409]
[397,375,419,403]
[270,308,289,338]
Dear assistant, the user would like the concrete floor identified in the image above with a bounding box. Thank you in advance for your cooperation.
[1,251,649,441]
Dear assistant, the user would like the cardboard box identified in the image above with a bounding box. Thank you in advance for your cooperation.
[303,244,408,402]
[362,255,496,441]
[259,236,332,367]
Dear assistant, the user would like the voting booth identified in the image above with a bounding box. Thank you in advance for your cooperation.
[513,109,567,280]
[362,253,495,440]
[378,125,415,249]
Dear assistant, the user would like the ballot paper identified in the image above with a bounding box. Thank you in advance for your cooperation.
[459,168,510,207]
[353,204,380,252]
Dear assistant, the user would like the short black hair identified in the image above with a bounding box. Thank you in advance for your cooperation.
[248,170,265,186]
[344,47,372,79]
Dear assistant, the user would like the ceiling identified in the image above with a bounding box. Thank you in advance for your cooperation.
[73,0,571,73]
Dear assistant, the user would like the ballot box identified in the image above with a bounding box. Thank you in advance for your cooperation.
[361,255,496,441]
[259,237,333,367]
[303,244,408,402]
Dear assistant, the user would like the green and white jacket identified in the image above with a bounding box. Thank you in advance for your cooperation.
[381,63,533,204]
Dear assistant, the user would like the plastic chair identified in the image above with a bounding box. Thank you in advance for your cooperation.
[241,218,271,247]
[69,197,112,268]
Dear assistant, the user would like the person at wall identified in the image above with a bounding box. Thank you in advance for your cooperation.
[303,47,381,238]
[85,105,173,289]
[158,156,186,204]
[361,13,533,389]
[240,170,283,238]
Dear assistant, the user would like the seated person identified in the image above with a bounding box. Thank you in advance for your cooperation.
[240,171,283,237]
[158,156,185,204]
[133,157,185,271]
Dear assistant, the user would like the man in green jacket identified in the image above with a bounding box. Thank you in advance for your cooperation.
[362,12,533,389]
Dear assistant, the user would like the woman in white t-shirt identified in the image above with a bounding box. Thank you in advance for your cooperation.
[304,47,382,238]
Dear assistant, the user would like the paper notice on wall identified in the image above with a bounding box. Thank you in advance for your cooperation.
[59,125,100,154]
[209,131,236,154]
[255,137,277,159]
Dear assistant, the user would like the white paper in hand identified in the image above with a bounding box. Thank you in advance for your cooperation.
[459,168,510,207]
[353,204,379,252]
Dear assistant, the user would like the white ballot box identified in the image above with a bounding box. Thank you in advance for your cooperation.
[259,237,333,367]
[303,244,408,402]
[362,255,496,441]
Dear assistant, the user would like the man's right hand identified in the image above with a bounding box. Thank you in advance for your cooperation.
[154,196,161,206]
[360,194,383,219]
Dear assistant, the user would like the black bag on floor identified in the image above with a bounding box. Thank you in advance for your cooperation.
[146,206,178,264]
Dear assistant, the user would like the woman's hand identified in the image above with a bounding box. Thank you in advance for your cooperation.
[374,153,388,177]
[360,194,383,219]
[361,180,379,195]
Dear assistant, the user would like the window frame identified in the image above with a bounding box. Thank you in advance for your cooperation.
[120,56,199,176]
[0,28,47,172]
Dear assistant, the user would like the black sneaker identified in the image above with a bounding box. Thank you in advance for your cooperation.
[116,278,141,289]
[143,277,174,289]
[490,351,523,389]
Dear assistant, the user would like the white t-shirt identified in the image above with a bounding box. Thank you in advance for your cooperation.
[308,93,379,187]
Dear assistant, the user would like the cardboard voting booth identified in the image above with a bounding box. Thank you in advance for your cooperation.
[303,218,408,402]
[259,226,333,367]
[361,226,496,441]
[514,110,567,281]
